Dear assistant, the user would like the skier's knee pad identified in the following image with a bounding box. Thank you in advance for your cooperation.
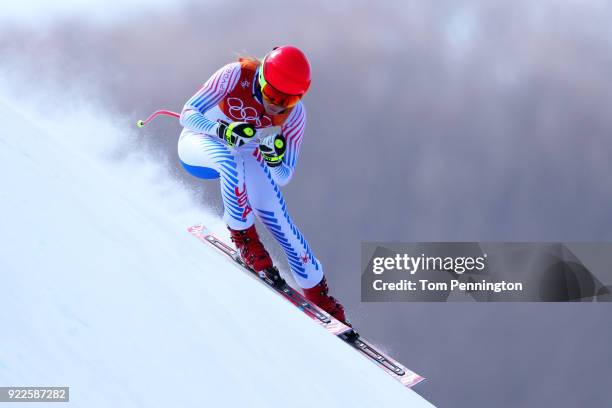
[177,132,221,179]
[180,161,220,180]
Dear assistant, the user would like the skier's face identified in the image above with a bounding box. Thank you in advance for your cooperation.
[258,66,302,114]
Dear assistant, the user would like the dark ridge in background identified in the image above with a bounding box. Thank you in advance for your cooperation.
[2,1,611,406]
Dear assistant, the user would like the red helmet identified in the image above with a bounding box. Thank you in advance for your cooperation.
[261,45,311,96]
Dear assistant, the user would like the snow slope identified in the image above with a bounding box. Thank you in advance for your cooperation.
[0,88,433,407]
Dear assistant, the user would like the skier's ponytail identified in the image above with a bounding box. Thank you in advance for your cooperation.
[238,56,260,65]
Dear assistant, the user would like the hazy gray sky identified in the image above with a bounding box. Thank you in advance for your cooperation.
[0,0,187,24]
[2,1,611,406]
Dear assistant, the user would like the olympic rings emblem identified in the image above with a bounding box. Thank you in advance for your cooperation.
[226,97,272,127]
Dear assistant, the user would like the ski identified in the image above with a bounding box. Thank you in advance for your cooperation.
[188,224,425,388]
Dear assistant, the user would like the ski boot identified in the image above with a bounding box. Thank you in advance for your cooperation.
[228,224,274,272]
[303,276,350,326]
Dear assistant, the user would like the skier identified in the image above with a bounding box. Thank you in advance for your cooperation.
[177,46,348,324]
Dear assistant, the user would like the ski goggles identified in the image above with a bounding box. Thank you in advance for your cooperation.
[258,63,302,109]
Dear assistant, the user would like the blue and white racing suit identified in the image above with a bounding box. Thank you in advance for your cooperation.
[177,61,323,289]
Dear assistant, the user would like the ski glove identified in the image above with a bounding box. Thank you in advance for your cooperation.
[217,120,257,147]
[258,133,286,167]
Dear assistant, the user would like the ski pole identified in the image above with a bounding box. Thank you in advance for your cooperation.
[136,110,280,145]
[136,110,180,128]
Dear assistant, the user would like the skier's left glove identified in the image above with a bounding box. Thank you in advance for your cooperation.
[258,133,286,167]
[217,120,257,147]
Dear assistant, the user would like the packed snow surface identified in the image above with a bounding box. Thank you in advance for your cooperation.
[0,87,433,407]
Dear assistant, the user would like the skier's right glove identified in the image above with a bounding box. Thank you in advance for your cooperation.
[216,120,257,147]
